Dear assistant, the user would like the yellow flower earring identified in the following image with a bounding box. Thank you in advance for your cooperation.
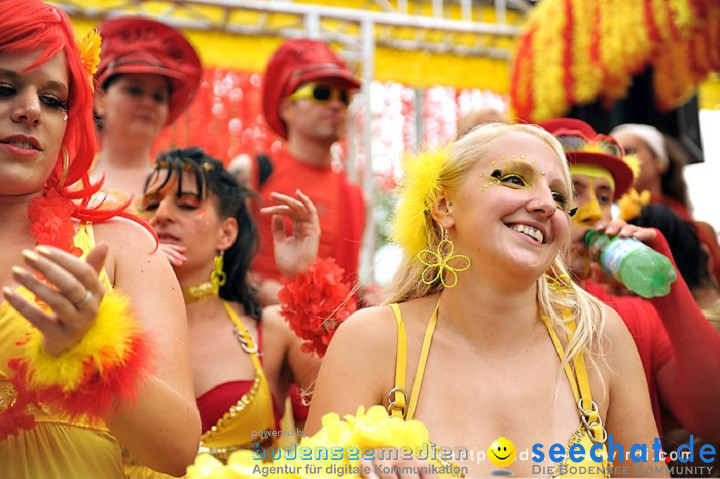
[418,227,471,288]
[210,251,227,294]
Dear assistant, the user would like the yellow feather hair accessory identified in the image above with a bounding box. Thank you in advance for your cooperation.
[391,147,450,258]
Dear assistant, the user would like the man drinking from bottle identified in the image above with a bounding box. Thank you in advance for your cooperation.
[540,118,720,450]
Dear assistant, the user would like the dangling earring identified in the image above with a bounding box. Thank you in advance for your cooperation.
[417,226,471,288]
[56,146,69,190]
[211,250,228,294]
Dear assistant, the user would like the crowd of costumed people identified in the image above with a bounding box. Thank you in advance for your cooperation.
[1,1,719,478]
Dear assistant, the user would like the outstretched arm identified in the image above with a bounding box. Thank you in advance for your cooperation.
[5,221,200,476]
[597,221,720,441]
[97,221,201,475]
[647,232,720,442]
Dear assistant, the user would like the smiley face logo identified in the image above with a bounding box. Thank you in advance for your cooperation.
[488,437,517,468]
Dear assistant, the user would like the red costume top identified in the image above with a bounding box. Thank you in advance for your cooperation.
[252,149,365,285]
[584,280,672,431]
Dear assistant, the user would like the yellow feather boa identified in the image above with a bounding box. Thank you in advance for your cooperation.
[20,289,141,391]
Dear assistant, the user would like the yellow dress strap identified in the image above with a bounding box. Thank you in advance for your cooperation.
[75,223,112,288]
[388,303,408,418]
[407,300,440,420]
[221,301,264,375]
[539,311,607,444]
[539,313,581,403]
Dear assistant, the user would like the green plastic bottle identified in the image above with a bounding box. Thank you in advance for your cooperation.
[584,231,677,298]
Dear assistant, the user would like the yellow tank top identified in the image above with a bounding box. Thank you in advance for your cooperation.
[387,301,612,478]
[0,224,124,479]
[197,300,277,460]
[123,302,278,478]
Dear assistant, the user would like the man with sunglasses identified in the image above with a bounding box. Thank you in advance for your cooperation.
[251,39,365,307]
[541,118,720,447]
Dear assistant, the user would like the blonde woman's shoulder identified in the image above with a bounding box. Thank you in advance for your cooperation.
[328,305,398,357]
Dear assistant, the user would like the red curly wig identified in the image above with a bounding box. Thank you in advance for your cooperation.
[0,0,95,191]
[0,0,154,241]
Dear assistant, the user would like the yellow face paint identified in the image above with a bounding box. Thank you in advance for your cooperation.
[569,164,615,191]
[571,173,615,226]
[573,196,603,226]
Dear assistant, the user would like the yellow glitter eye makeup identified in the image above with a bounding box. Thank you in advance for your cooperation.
[481,155,574,215]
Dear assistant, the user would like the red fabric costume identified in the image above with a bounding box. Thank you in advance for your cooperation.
[584,281,671,431]
[252,149,365,286]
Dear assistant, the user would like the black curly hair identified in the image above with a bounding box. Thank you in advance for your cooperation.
[144,147,262,322]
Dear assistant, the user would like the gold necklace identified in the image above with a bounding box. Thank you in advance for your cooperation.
[182,282,217,304]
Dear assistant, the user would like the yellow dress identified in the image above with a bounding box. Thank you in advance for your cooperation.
[387,301,612,478]
[0,225,124,479]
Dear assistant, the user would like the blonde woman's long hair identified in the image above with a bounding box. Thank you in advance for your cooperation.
[385,123,607,365]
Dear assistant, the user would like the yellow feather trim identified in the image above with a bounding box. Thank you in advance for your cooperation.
[618,187,651,222]
[391,147,449,259]
[21,289,139,392]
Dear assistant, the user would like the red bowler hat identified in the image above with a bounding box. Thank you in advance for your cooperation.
[262,39,361,139]
[95,17,202,125]
[538,118,634,199]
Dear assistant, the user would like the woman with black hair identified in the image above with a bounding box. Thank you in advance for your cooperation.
[142,147,321,460]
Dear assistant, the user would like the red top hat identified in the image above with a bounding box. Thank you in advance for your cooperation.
[262,39,361,139]
[538,118,634,199]
[95,17,202,126]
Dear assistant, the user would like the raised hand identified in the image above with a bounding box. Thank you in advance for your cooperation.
[261,190,321,279]
[3,244,109,356]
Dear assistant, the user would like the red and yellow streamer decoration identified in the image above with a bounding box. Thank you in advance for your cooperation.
[511,0,720,122]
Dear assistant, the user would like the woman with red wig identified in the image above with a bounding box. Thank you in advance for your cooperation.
[0,1,200,477]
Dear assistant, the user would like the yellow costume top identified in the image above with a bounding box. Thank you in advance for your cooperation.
[387,301,612,478]
[196,300,278,460]
[0,225,124,479]
[123,301,279,478]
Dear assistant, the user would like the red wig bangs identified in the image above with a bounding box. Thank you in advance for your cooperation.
[0,0,96,192]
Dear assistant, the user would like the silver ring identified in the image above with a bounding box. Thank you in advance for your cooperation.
[74,290,93,309]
